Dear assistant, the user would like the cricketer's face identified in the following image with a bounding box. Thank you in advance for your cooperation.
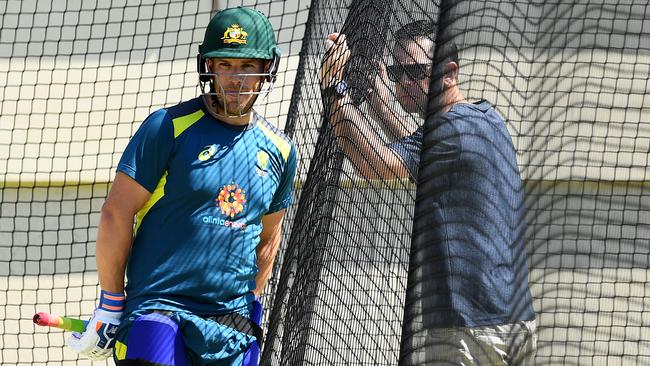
[208,57,268,116]
[391,37,434,115]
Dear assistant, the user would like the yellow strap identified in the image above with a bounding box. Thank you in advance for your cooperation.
[114,340,127,360]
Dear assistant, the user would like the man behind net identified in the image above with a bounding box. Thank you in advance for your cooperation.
[320,20,537,365]
[67,7,297,366]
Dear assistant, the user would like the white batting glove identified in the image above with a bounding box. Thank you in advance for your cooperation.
[67,290,124,361]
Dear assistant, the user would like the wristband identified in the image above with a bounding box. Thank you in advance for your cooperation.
[98,290,125,313]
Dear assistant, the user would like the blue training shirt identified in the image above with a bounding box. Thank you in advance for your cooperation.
[117,97,297,317]
[388,100,535,327]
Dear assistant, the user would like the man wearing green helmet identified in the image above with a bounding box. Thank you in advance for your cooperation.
[66,7,296,366]
[197,6,281,120]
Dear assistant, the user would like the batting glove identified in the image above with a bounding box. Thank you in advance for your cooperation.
[67,290,124,361]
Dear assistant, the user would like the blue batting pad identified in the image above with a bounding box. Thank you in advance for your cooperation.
[125,312,188,366]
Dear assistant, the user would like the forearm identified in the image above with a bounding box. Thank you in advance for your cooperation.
[96,203,134,294]
[255,211,286,297]
[328,96,409,179]
[369,103,415,141]
[254,239,279,297]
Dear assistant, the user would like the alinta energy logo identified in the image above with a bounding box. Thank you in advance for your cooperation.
[202,183,247,230]
[218,183,246,217]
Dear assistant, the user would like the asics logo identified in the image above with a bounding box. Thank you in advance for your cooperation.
[198,145,218,161]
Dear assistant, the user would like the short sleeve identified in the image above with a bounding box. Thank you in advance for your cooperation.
[387,127,423,180]
[268,144,297,214]
[417,114,462,185]
[117,109,174,193]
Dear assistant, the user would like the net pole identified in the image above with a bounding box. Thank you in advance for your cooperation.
[340,1,394,106]
[260,1,322,362]
[398,0,453,364]
[265,1,394,364]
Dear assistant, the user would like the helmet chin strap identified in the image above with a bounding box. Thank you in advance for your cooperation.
[200,74,271,119]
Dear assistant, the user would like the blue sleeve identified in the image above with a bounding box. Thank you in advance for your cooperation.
[116,109,174,193]
[268,144,297,214]
[415,115,461,185]
[387,127,423,180]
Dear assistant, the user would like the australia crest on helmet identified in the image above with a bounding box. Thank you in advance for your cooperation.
[222,24,247,45]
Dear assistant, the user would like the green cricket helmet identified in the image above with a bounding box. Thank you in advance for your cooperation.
[197,7,280,82]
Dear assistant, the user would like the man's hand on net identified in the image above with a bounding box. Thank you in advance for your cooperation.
[319,33,351,90]
[367,60,392,122]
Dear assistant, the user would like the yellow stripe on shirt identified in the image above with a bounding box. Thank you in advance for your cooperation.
[135,171,168,235]
[258,122,291,162]
[173,109,204,138]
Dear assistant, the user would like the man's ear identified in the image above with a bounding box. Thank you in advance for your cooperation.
[442,61,458,87]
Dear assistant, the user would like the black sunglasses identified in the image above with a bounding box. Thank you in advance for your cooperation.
[386,63,432,82]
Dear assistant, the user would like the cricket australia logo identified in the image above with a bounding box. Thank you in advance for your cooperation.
[222,24,247,45]
[217,183,246,218]
[256,150,270,177]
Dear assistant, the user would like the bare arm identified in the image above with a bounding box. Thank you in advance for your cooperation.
[320,33,410,180]
[327,95,410,179]
[254,209,286,297]
[96,172,152,293]
[367,100,414,142]
[366,61,417,141]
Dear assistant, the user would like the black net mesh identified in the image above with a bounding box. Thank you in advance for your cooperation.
[2,0,650,365]
[0,0,309,364]
[265,0,650,365]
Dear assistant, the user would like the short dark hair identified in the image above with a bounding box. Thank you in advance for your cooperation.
[394,20,459,67]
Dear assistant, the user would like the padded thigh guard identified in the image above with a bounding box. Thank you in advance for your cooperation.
[117,300,263,366]
[116,312,188,366]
